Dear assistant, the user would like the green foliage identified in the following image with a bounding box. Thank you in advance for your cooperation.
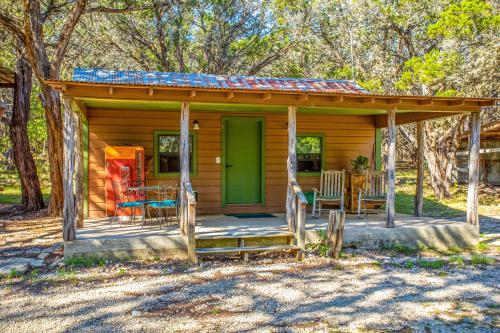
[351,156,369,173]
[428,0,499,39]
[417,259,445,269]
[386,243,418,255]
[396,50,462,92]
[470,254,494,265]
[476,242,490,252]
[405,261,415,269]
[316,230,331,257]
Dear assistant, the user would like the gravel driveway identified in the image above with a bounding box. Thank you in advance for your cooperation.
[0,252,498,333]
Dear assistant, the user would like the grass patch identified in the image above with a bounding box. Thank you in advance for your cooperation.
[417,259,445,269]
[0,184,51,205]
[384,243,418,255]
[470,254,495,266]
[476,242,490,253]
[449,255,465,267]
[65,256,107,268]
[405,261,415,269]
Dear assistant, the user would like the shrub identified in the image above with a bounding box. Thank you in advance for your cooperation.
[449,255,465,267]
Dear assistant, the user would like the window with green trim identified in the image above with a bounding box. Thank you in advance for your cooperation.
[297,135,323,173]
[154,131,196,175]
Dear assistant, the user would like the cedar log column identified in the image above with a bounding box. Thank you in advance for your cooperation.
[386,108,396,228]
[179,101,190,235]
[286,105,297,233]
[414,121,425,217]
[62,97,83,240]
[466,112,481,226]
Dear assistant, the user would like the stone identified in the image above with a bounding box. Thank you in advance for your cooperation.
[26,247,43,255]
[0,262,29,276]
[131,310,141,317]
[38,252,50,260]
[42,242,63,254]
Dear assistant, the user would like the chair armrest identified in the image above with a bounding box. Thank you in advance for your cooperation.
[312,188,320,194]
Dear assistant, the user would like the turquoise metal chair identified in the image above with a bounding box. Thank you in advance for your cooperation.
[111,181,146,225]
[146,183,177,229]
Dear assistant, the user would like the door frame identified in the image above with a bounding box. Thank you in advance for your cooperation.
[221,116,266,207]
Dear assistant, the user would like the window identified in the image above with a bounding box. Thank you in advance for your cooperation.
[154,131,196,176]
[297,135,324,173]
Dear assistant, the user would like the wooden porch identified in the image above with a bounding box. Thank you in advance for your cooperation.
[64,213,479,260]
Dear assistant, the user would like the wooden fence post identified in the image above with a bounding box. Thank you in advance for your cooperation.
[467,112,481,226]
[327,210,345,258]
[414,121,424,217]
[386,108,396,228]
[179,101,190,235]
[62,97,76,241]
[286,105,297,233]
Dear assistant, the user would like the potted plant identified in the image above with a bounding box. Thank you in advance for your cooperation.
[351,155,369,174]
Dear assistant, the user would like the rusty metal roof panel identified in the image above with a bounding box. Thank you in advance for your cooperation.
[72,68,370,94]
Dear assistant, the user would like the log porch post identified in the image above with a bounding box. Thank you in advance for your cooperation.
[414,121,424,217]
[466,112,481,226]
[62,97,83,240]
[386,108,396,228]
[286,105,297,232]
[179,101,190,235]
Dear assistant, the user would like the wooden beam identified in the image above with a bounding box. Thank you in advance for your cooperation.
[388,98,401,105]
[148,87,154,96]
[418,98,433,105]
[362,97,375,104]
[189,90,196,98]
[226,91,235,99]
[331,95,344,103]
[375,111,462,128]
[298,94,308,102]
[262,93,271,100]
[414,121,425,217]
[467,112,481,226]
[62,97,77,241]
[286,105,297,233]
[108,86,114,94]
[449,99,464,106]
[179,101,190,235]
[386,108,396,228]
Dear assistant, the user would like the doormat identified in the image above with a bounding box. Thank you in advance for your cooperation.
[225,213,276,219]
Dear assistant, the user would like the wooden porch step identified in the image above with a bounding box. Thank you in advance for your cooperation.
[195,231,293,240]
[195,244,299,255]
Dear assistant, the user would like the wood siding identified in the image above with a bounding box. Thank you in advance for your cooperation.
[87,108,375,218]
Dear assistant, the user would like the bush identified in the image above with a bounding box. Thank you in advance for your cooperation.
[65,256,107,268]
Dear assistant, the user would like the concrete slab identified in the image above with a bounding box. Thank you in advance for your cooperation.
[65,213,479,260]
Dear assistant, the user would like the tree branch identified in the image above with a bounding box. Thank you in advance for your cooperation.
[0,12,25,43]
[52,0,86,72]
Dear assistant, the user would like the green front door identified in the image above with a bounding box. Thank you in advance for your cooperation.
[224,118,263,204]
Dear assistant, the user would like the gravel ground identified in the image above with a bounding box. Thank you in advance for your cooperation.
[0,251,498,333]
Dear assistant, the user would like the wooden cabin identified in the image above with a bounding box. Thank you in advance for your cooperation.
[47,68,495,262]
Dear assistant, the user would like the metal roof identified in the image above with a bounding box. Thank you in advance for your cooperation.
[72,68,370,94]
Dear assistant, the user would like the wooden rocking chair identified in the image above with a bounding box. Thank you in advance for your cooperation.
[312,170,345,218]
[357,171,387,218]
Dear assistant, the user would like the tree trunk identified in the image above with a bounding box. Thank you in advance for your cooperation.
[286,105,297,233]
[9,55,44,212]
[39,83,64,216]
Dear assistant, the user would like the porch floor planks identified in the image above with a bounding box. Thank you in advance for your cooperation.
[76,213,474,242]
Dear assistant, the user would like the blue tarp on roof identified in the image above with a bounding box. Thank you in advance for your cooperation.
[72,68,370,94]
